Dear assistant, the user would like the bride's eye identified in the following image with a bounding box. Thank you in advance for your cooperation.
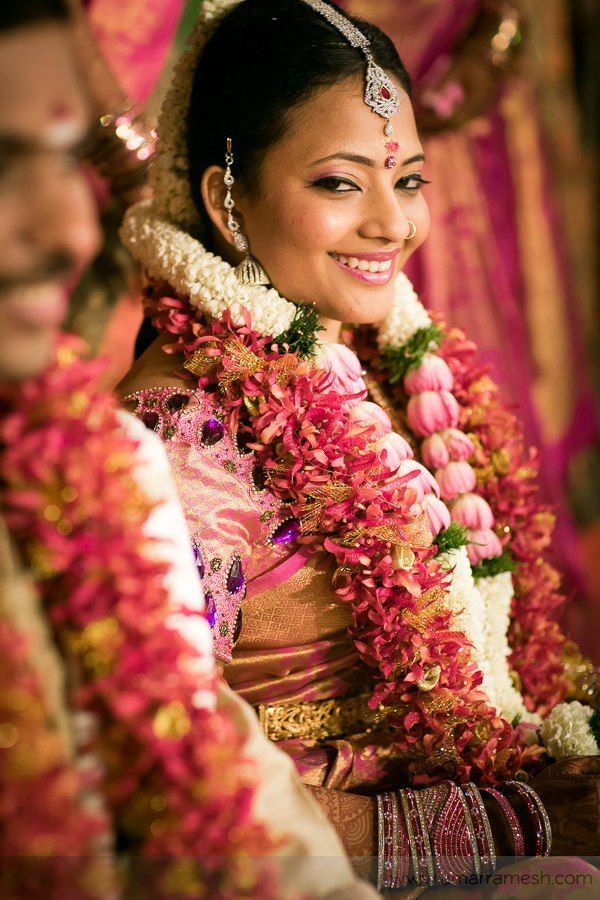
[312,176,359,193]
[396,174,431,192]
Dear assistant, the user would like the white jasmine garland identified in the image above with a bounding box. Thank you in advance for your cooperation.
[376,271,433,349]
[476,573,539,725]
[151,0,243,231]
[439,548,497,710]
[540,702,599,759]
[121,200,296,338]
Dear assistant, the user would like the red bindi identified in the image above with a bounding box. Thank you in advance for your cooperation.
[51,103,73,120]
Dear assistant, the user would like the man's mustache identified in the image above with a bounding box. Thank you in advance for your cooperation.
[0,253,76,293]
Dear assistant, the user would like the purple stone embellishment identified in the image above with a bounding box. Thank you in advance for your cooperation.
[271,518,301,546]
[141,410,159,431]
[226,556,245,596]
[167,393,189,412]
[233,609,243,645]
[192,543,205,579]
[204,592,216,628]
[201,417,225,446]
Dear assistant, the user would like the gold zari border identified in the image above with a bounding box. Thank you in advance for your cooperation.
[256,692,380,742]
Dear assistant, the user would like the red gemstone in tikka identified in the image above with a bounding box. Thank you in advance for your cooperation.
[380,85,392,101]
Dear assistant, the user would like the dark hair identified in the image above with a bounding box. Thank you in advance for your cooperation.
[187,0,411,231]
[0,0,69,32]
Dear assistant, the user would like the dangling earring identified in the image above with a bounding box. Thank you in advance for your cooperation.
[224,138,270,286]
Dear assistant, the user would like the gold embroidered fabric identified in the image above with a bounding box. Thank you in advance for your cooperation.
[239,553,352,650]
[257,693,381,742]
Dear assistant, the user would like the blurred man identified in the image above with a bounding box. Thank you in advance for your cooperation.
[0,0,99,381]
[0,3,375,896]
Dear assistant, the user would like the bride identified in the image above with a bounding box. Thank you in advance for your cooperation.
[119,0,600,889]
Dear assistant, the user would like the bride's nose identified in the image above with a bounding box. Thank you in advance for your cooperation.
[357,188,414,244]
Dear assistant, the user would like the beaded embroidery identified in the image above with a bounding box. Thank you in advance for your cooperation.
[123,387,285,660]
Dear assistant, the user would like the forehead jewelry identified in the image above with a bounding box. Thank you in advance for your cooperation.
[299,0,400,138]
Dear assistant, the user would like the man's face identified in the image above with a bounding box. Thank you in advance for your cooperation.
[0,22,100,381]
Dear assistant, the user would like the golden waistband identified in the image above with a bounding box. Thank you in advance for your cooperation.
[256,692,380,742]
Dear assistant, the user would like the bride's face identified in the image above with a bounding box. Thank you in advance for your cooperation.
[206,76,429,337]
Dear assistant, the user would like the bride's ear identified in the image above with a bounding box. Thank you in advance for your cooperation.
[200,166,246,250]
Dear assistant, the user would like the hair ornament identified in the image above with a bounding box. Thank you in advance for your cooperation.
[299,0,400,136]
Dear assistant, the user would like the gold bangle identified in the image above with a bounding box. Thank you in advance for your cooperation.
[376,793,385,892]
[399,789,421,884]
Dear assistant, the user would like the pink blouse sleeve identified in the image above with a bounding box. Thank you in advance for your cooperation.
[122,387,286,663]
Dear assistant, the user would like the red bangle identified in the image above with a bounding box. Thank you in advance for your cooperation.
[481,787,525,857]
[462,782,496,874]
[502,781,552,857]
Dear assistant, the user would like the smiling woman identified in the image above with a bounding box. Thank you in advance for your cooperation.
[118,0,600,892]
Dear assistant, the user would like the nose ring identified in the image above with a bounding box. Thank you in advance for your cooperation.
[406,220,417,241]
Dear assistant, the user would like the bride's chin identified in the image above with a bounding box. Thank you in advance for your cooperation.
[348,289,396,325]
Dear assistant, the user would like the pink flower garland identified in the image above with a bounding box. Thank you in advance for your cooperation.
[0,618,114,898]
[404,352,502,565]
[148,294,524,785]
[0,339,279,898]
[438,329,572,714]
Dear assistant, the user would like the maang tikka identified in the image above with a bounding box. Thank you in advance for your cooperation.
[299,0,400,138]
[224,137,270,286]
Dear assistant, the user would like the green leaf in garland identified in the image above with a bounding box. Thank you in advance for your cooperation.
[590,708,600,749]
[472,549,517,579]
[272,305,322,359]
[380,323,443,384]
[434,522,469,555]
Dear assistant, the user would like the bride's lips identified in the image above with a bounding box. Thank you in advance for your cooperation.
[329,249,400,286]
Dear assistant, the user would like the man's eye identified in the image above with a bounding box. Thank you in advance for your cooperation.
[313,177,359,193]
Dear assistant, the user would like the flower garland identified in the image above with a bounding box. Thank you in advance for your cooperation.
[0,339,279,898]
[540,702,600,759]
[360,274,598,754]
[436,328,573,715]
[125,232,529,785]
[151,0,243,232]
[122,201,296,340]
[0,616,114,898]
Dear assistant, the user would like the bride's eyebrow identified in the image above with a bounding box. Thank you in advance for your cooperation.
[310,151,426,167]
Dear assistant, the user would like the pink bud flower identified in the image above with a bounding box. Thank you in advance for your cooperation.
[422,432,450,469]
[435,461,477,500]
[406,391,460,437]
[348,400,392,439]
[451,493,494,530]
[442,428,475,462]
[378,431,414,469]
[466,528,503,565]
[422,493,451,537]
[319,342,367,400]
[404,353,454,394]
[391,459,440,500]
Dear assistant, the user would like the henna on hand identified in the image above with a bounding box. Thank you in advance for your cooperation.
[309,786,376,881]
